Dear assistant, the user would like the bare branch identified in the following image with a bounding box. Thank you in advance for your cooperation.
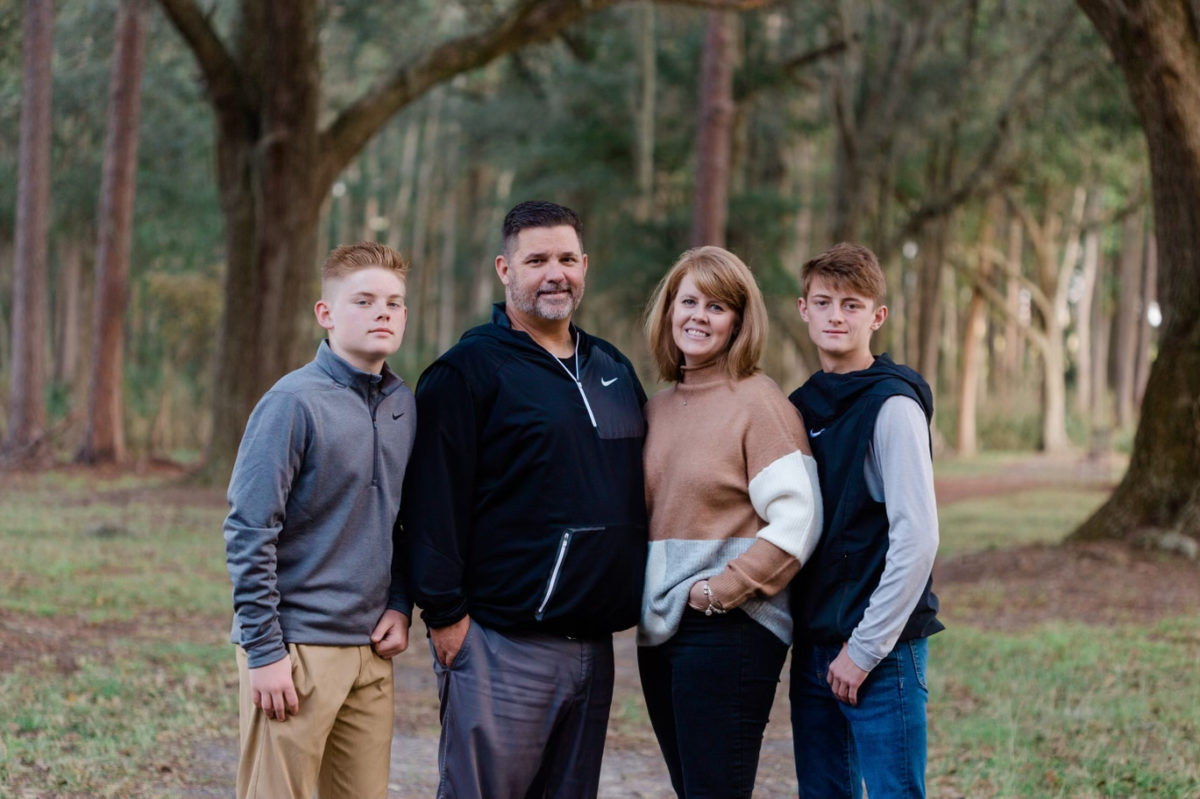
[948,251,1050,352]
[318,0,604,193]
[736,36,854,103]
[153,0,251,116]
[882,7,1083,253]
[317,0,774,194]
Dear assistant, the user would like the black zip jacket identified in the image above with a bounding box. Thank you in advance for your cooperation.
[402,304,648,638]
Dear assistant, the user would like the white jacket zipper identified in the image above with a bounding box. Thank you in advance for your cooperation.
[550,337,598,429]
[537,531,573,617]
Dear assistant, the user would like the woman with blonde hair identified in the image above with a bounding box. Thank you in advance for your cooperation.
[638,246,823,798]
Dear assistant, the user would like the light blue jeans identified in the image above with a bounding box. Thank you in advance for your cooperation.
[790,638,930,798]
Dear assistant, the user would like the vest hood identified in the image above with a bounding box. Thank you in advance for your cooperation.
[799,354,933,430]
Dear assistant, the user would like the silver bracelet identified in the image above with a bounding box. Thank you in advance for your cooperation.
[701,580,727,616]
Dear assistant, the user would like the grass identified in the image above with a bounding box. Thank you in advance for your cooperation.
[1,640,235,797]
[938,487,1109,559]
[0,475,228,622]
[930,619,1200,797]
[1,461,1197,798]
[0,471,235,796]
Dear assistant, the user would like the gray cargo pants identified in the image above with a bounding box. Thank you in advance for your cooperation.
[430,621,615,799]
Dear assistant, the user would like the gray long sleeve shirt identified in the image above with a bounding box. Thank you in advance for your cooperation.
[847,395,940,672]
[224,341,416,668]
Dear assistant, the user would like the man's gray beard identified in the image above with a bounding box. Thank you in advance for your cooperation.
[508,285,584,321]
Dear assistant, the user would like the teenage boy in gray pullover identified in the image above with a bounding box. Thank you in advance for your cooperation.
[224,243,416,799]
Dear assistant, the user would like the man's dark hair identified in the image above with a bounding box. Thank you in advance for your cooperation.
[502,201,583,257]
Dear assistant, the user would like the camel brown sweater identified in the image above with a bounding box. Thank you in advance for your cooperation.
[638,362,823,646]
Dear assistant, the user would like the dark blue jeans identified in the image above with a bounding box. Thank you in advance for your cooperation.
[637,608,788,799]
[790,638,930,799]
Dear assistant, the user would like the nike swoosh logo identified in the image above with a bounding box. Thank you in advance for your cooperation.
[392,412,405,420]
[810,427,826,437]
[601,377,619,387]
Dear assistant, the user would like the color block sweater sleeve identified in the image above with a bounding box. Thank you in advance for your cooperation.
[224,390,309,668]
[707,385,823,608]
[847,395,939,672]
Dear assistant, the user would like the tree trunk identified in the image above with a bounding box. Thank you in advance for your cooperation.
[411,91,443,357]
[195,1,323,482]
[634,2,657,223]
[3,0,54,468]
[999,216,1023,397]
[1088,243,1111,446]
[1031,189,1085,453]
[151,352,174,456]
[1133,233,1157,406]
[437,126,461,356]
[384,121,420,254]
[1112,211,1143,427]
[690,10,735,247]
[473,168,514,322]
[915,218,948,384]
[78,0,148,465]
[53,239,86,387]
[360,138,381,243]
[957,198,1000,456]
[1074,193,1102,420]
[1039,320,1071,453]
[0,241,11,375]
[1073,0,1200,543]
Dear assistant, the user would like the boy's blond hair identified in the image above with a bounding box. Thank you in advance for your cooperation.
[644,246,768,383]
[800,242,886,304]
[322,242,409,287]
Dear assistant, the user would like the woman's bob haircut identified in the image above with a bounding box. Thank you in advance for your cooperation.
[644,245,768,383]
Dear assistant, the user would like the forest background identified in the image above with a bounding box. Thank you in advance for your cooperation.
[3,2,1200,796]
[0,0,1165,477]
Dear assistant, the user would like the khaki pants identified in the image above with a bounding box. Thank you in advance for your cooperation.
[236,643,394,799]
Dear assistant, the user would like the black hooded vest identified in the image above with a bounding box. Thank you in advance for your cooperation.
[788,354,944,646]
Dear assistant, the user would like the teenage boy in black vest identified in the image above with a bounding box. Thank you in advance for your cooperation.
[788,242,943,799]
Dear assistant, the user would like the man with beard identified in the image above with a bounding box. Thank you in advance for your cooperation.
[403,201,648,799]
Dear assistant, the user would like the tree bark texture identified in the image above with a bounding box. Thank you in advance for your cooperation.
[915,216,948,384]
[1073,0,1200,542]
[3,0,54,467]
[956,198,1001,456]
[634,2,657,223]
[1133,234,1157,405]
[1112,211,1144,426]
[690,10,735,247]
[53,240,86,387]
[999,217,1023,395]
[1074,194,1102,420]
[78,0,148,465]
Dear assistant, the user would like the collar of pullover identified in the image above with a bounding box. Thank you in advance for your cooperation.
[315,340,403,397]
[486,302,587,361]
[676,359,733,392]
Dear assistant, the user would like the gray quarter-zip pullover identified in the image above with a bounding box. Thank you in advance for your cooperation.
[224,341,416,668]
